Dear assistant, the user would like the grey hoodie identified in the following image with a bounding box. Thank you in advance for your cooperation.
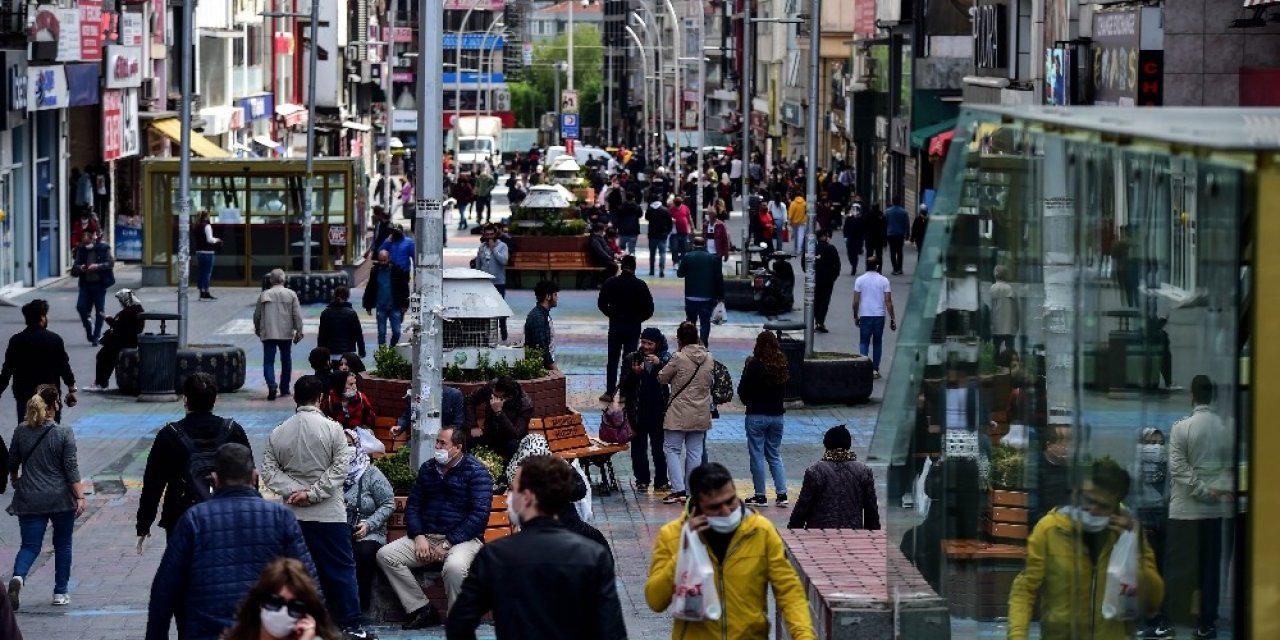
[656,344,714,431]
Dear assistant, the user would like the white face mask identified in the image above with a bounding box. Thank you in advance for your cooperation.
[433,448,452,466]
[706,504,743,534]
[1061,506,1111,533]
[1139,443,1166,463]
[259,606,298,638]
[506,491,523,529]
[343,389,358,400]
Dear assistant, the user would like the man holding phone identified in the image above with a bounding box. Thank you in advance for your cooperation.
[644,463,815,640]
[473,224,510,340]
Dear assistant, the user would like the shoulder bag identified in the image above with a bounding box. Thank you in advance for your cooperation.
[666,356,708,410]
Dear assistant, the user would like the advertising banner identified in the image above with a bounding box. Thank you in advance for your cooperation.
[104,45,143,88]
[79,0,102,62]
[1091,9,1140,106]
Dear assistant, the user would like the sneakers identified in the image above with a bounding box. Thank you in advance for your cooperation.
[1192,627,1217,640]
[873,370,882,379]
[775,494,789,507]
[662,491,688,504]
[84,384,107,392]
[52,593,69,606]
[743,495,768,507]
[7,576,20,611]
[1142,625,1177,639]
[815,325,829,333]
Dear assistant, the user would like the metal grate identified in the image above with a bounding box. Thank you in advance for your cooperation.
[443,318,500,350]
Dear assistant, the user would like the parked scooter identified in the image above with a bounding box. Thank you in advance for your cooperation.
[751,249,796,315]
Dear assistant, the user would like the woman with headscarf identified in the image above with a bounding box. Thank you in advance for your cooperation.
[87,289,145,392]
[787,425,880,530]
[505,442,613,563]
[341,428,394,612]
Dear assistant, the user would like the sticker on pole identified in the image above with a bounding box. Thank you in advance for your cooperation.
[328,226,347,246]
[560,89,579,115]
[560,113,579,140]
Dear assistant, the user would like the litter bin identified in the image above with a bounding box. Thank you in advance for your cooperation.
[764,321,805,402]
[138,312,181,401]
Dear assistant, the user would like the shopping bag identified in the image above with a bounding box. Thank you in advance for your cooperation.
[1101,530,1139,620]
[710,301,727,325]
[355,427,386,455]
[914,457,934,519]
[570,460,593,522]
[670,525,722,621]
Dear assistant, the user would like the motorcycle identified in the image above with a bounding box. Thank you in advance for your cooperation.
[751,249,795,315]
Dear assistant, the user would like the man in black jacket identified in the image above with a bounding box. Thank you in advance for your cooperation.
[813,229,842,333]
[587,223,618,287]
[317,286,366,360]
[446,454,626,640]
[613,191,643,257]
[0,299,76,423]
[645,200,673,277]
[136,372,252,548]
[363,250,411,347]
[597,255,654,401]
[72,229,115,345]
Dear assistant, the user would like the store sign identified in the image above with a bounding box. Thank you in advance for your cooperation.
[0,51,26,129]
[27,65,68,111]
[973,5,1007,69]
[890,116,910,155]
[780,100,802,127]
[237,94,273,121]
[30,6,83,62]
[119,11,143,46]
[392,71,414,82]
[1137,50,1163,105]
[391,110,417,131]
[79,0,103,62]
[522,42,533,66]
[855,0,876,35]
[1091,9,1141,106]
[442,34,504,49]
[382,26,414,43]
[104,45,142,88]
[329,226,347,246]
[443,0,503,9]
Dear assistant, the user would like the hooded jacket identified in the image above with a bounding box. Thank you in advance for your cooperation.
[656,344,714,431]
[644,508,815,640]
[1007,508,1164,640]
[618,331,671,430]
[317,300,366,358]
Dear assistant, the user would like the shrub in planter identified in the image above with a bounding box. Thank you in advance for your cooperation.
[373,447,418,496]
[372,345,413,380]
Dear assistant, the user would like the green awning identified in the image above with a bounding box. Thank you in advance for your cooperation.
[910,118,957,150]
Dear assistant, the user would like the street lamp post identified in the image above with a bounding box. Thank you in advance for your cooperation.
[480,20,504,117]
[741,15,801,212]
[177,0,194,346]
[625,25,647,156]
[662,0,680,179]
[631,10,661,163]
[452,0,487,176]
[802,0,820,357]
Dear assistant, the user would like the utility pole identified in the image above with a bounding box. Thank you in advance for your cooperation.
[177,0,193,347]
[384,0,397,206]
[410,0,446,469]
[802,0,819,357]
[553,63,562,145]
[740,0,750,211]
[302,0,319,274]
[567,0,575,92]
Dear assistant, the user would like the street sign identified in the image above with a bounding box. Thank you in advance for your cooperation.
[522,42,533,67]
[328,225,347,246]
[560,113,579,139]
[560,89,579,115]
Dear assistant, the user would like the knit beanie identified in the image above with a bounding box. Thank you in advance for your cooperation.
[823,425,852,450]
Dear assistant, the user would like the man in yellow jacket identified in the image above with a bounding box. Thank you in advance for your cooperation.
[1008,458,1165,640]
[645,463,815,640]
[786,193,807,255]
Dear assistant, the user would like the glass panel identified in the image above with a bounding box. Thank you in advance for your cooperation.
[248,175,297,279]
[877,109,1248,638]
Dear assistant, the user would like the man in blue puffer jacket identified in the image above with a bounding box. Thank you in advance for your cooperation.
[376,426,492,630]
[145,443,316,640]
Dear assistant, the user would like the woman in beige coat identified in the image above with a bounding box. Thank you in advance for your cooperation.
[655,321,714,504]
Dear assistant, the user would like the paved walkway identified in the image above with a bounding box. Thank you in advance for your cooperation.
[0,191,919,638]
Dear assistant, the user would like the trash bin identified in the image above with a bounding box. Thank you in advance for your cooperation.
[138,312,182,400]
[764,321,805,402]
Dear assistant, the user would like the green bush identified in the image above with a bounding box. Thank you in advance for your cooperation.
[372,447,418,495]
[990,444,1026,490]
[372,346,412,380]
[469,445,505,487]
[441,346,547,383]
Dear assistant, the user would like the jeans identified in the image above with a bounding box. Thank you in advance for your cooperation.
[745,414,786,497]
[648,237,668,273]
[606,324,640,395]
[859,315,886,371]
[376,307,404,346]
[790,224,807,255]
[631,421,668,487]
[262,339,293,393]
[14,511,76,594]
[495,284,508,341]
[620,235,638,256]
[887,235,905,273]
[196,250,215,291]
[298,521,362,629]
[77,284,107,342]
[684,298,715,348]
[662,430,706,493]
[671,233,690,265]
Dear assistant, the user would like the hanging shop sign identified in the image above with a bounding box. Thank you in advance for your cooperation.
[103,88,140,161]
[27,65,68,110]
[1091,9,1142,106]
[104,45,142,88]
[973,4,1007,69]
[780,100,802,128]
[30,6,82,62]
[236,94,274,121]
[0,51,26,129]
[119,11,143,46]
[79,0,103,62]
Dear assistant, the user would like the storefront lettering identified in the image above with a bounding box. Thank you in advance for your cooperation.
[1093,12,1136,38]
[1137,50,1163,106]
[8,66,25,111]
[973,5,1007,69]
[1092,46,1137,95]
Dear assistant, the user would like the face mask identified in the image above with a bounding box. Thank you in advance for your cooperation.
[433,448,452,466]
[259,606,298,638]
[706,504,743,534]
[344,389,357,400]
[1061,506,1111,532]
[1140,443,1166,463]
[506,491,523,529]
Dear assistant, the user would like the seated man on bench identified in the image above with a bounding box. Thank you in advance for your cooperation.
[376,426,492,630]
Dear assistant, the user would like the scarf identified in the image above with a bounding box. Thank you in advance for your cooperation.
[822,448,857,462]
[344,429,371,489]
[506,434,552,483]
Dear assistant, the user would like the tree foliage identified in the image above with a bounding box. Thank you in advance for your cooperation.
[508,26,603,130]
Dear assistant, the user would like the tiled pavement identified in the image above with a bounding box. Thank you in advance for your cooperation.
[0,195,911,639]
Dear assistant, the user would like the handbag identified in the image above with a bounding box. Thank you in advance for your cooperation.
[598,400,634,444]
[6,426,56,500]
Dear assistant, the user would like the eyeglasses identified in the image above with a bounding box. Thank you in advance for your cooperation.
[263,593,308,619]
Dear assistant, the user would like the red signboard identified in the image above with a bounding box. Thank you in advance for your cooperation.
[855,0,876,36]
[102,88,122,160]
[79,0,102,61]
[1136,50,1163,106]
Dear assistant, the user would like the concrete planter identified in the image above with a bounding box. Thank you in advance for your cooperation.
[802,355,874,405]
[116,344,247,395]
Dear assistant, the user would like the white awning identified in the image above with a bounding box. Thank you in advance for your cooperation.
[253,135,285,152]
[342,121,372,132]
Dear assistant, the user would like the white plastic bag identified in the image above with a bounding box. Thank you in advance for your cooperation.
[710,301,727,325]
[914,457,934,519]
[355,428,386,455]
[1101,530,1139,620]
[670,525,722,621]
[571,460,593,522]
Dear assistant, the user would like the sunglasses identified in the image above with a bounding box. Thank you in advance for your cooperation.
[263,593,309,619]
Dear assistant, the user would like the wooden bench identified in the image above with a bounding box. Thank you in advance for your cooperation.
[386,494,513,543]
[506,251,602,289]
[528,413,628,496]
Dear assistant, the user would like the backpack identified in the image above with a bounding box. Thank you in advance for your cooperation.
[169,419,235,504]
[711,361,734,405]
